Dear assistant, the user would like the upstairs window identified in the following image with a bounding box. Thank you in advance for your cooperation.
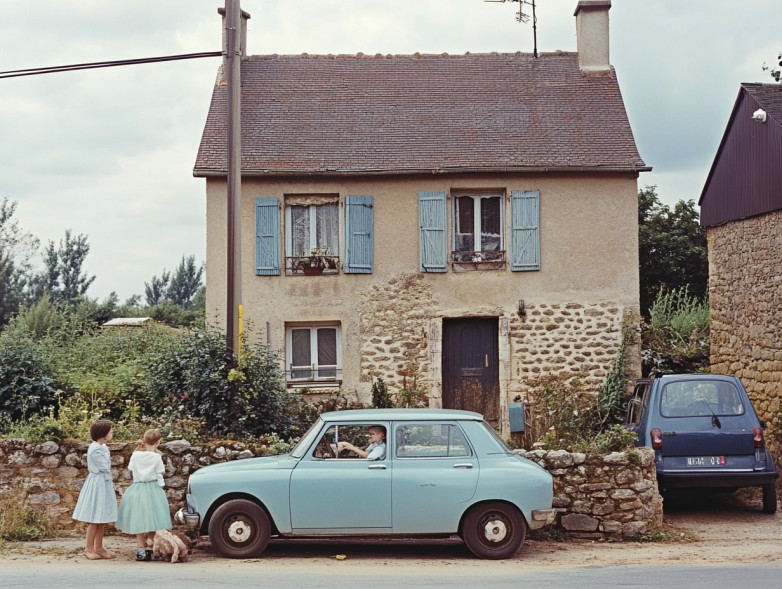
[285,196,340,274]
[453,193,503,262]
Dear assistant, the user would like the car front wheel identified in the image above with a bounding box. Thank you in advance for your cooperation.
[462,501,526,560]
[208,499,271,558]
[762,483,777,514]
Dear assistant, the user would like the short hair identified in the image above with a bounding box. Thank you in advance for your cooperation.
[90,420,113,442]
[369,425,386,437]
[137,428,163,450]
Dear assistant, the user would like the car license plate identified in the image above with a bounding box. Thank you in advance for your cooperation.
[686,456,726,466]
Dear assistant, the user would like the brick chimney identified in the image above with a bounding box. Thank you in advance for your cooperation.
[574,0,611,72]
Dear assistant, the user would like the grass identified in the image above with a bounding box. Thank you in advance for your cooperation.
[0,486,55,547]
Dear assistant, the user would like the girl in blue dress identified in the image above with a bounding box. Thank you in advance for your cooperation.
[115,428,172,561]
[72,419,118,559]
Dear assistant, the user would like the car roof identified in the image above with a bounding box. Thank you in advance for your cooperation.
[656,374,738,383]
[319,408,484,422]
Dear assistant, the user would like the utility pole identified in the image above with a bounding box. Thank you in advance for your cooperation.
[225,0,242,354]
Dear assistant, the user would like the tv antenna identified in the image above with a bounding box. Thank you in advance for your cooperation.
[484,0,538,58]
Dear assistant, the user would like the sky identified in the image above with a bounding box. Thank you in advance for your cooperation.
[0,0,778,301]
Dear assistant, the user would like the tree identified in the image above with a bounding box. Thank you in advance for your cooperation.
[144,271,170,306]
[0,198,39,327]
[638,186,708,319]
[29,230,95,304]
[166,255,204,309]
[762,52,781,82]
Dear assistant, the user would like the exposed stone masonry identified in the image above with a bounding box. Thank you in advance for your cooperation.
[708,211,782,440]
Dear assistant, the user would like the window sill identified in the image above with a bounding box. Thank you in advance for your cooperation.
[452,260,507,272]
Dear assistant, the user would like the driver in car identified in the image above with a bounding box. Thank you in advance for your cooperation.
[338,425,386,460]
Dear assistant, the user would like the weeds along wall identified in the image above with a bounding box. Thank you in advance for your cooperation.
[0,439,662,538]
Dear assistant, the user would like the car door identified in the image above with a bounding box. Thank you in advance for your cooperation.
[391,422,480,533]
[289,423,392,532]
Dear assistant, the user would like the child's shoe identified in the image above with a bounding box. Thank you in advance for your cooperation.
[145,549,154,561]
[136,547,147,561]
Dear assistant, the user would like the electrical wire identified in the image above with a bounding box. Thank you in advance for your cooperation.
[0,51,223,79]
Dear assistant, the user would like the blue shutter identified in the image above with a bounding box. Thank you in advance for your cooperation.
[255,197,280,275]
[344,195,374,274]
[510,190,540,271]
[418,191,448,272]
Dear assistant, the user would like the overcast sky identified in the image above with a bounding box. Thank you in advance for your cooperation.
[1,0,778,301]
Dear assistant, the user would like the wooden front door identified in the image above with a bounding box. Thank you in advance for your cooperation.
[442,318,500,426]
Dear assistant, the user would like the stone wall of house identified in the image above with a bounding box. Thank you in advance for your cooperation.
[707,211,782,442]
[357,273,640,404]
[1,439,661,538]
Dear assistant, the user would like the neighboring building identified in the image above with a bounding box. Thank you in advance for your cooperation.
[699,82,782,431]
[195,0,649,435]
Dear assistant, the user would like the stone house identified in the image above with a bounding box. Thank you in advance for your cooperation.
[194,1,649,436]
[699,83,782,433]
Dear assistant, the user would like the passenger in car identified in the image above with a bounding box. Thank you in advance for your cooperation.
[338,425,386,460]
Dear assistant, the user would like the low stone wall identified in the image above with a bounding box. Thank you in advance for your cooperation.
[515,447,663,537]
[1,439,662,538]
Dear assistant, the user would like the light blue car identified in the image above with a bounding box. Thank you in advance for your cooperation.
[176,409,554,559]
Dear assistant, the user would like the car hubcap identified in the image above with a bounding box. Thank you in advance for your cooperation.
[483,518,507,543]
[227,520,252,543]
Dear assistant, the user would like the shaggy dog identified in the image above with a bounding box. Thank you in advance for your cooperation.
[150,529,190,563]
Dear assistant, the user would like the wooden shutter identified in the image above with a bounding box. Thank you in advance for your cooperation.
[510,190,540,271]
[344,195,374,274]
[255,197,280,275]
[418,191,448,272]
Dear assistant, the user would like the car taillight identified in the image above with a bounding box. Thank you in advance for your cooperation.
[651,428,663,450]
[753,427,765,448]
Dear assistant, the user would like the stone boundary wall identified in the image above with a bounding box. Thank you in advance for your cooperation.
[1,439,662,538]
[707,212,782,442]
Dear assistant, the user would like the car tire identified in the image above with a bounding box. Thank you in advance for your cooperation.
[208,499,271,558]
[761,483,777,514]
[462,501,526,560]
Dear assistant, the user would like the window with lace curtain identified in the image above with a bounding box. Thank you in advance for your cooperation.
[285,197,340,274]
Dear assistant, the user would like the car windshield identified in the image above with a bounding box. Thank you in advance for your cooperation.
[289,419,324,458]
[660,380,745,417]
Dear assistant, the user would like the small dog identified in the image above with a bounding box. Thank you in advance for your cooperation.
[150,529,190,563]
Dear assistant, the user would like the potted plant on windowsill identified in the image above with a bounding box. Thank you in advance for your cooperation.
[292,245,338,275]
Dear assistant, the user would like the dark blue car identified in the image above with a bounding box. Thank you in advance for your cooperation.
[624,374,778,513]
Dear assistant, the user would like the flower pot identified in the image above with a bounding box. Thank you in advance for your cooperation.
[301,266,324,276]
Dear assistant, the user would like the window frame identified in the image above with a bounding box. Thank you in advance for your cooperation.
[285,323,342,386]
[452,192,505,263]
[284,198,340,275]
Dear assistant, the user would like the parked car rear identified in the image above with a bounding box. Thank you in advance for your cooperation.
[624,374,778,513]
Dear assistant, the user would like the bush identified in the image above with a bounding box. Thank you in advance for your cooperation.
[0,324,57,421]
[371,377,393,408]
[642,286,709,375]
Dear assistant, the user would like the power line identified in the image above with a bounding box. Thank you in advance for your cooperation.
[0,51,222,79]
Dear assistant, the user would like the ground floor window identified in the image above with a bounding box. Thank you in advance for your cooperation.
[286,324,341,384]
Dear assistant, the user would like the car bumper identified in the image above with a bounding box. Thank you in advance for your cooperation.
[528,509,557,530]
[175,494,202,530]
[658,470,779,489]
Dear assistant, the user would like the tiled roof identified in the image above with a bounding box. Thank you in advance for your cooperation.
[194,52,648,176]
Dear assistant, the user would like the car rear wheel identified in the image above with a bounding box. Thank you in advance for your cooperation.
[462,501,526,560]
[762,483,777,514]
[208,499,271,558]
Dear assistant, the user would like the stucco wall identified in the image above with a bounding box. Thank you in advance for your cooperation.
[708,210,782,438]
[203,172,641,433]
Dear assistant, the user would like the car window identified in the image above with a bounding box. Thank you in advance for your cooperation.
[290,419,323,458]
[395,423,471,458]
[626,382,649,425]
[311,424,387,460]
[660,380,745,417]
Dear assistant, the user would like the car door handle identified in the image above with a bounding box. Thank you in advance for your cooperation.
[454,463,474,469]
[368,464,387,470]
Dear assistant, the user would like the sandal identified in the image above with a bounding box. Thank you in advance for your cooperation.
[84,551,102,560]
